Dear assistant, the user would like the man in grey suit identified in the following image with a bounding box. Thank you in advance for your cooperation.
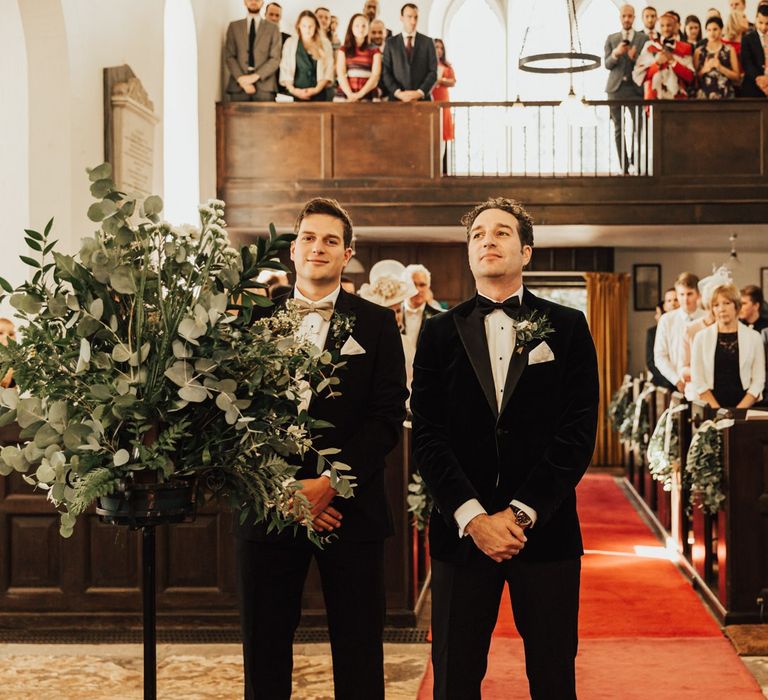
[382,3,438,102]
[225,0,282,102]
[604,4,647,174]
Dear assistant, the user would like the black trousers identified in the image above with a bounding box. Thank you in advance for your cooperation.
[608,84,644,173]
[236,537,385,700]
[430,556,581,700]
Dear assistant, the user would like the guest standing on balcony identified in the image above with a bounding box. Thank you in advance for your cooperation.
[634,12,695,99]
[225,0,283,102]
[691,283,765,409]
[382,3,438,102]
[279,10,334,102]
[433,38,456,172]
[741,5,768,97]
[642,5,659,41]
[695,16,741,98]
[336,14,382,101]
[604,4,647,174]
[265,2,290,44]
[685,15,704,47]
[724,9,749,56]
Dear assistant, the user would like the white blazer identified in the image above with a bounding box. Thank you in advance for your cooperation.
[691,323,765,401]
[279,35,335,87]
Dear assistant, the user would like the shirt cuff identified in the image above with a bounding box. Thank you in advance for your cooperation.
[320,469,332,479]
[417,89,425,97]
[510,499,538,527]
[454,499,487,538]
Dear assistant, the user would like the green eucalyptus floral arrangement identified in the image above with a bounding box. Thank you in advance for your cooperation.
[684,417,733,515]
[513,311,554,355]
[0,164,353,539]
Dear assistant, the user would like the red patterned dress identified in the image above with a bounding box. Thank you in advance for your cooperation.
[432,61,455,141]
[337,44,381,99]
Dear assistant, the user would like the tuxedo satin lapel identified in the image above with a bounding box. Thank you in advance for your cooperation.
[498,292,543,417]
[499,345,529,417]
[322,287,353,354]
[454,310,498,418]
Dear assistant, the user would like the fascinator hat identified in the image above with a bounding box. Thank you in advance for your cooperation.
[698,266,733,310]
[358,260,417,307]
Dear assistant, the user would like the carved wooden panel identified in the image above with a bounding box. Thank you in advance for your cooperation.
[224,106,329,181]
[332,106,438,179]
[8,515,61,588]
[85,516,139,589]
[659,107,763,177]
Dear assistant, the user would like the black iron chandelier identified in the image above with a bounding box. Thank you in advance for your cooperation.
[517,0,601,75]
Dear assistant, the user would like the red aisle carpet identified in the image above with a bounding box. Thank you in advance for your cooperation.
[417,474,763,699]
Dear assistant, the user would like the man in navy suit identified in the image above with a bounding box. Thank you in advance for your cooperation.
[741,5,768,97]
[382,3,438,102]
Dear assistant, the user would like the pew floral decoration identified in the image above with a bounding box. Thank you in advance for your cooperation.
[0,163,354,540]
[407,472,432,531]
[647,402,687,491]
[608,375,633,435]
[685,417,734,515]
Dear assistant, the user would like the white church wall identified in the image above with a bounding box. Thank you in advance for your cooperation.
[615,248,768,376]
[0,0,31,319]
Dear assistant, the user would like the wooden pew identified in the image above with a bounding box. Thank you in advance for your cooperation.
[640,381,658,513]
[631,376,645,497]
[669,392,692,558]
[688,407,768,623]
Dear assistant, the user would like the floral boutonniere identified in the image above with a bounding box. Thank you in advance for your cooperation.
[330,311,356,352]
[513,311,554,354]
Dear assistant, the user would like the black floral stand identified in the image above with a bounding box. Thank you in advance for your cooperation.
[96,480,196,700]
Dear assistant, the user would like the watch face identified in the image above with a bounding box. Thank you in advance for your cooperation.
[515,511,532,527]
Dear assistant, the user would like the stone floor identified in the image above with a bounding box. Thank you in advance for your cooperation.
[0,642,430,700]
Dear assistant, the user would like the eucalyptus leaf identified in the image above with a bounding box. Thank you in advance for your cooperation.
[113,449,130,467]
[143,195,163,216]
[89,298,104,320]
[112,344,131,363]
[110,266,137,294]
[88,163,112,181]
[179,385,209,402]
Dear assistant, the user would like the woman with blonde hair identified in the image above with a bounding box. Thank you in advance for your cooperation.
[691,283,765,408]
[723,9,749,55]
[279,10,334,101]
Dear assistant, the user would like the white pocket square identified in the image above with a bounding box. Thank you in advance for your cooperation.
[340,335,366,356]
[528,341,555,365]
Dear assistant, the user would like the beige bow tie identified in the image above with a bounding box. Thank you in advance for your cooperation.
[294,299,334,321]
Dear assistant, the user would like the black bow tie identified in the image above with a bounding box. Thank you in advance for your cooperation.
[476,295,522,319]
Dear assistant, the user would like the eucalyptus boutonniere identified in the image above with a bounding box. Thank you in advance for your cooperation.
[329,311,356,352]
[513,311,554,354]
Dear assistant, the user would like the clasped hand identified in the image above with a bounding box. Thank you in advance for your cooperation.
[294,476,342,532]
[466,509,527,563]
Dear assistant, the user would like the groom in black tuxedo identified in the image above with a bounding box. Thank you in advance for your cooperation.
[411,197,599,699]
[235,198,407,700]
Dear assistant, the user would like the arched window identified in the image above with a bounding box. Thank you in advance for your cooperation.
[0,0,31,314]
[164,0,200,225]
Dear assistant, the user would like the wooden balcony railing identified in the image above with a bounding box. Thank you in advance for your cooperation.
[216,99,768,229]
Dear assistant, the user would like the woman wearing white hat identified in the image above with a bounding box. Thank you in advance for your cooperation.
[359,260,418,399]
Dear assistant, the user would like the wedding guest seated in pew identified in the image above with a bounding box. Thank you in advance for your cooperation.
[336,13,382,101]
[678,267,731,399]
[279,10,334,102]
[691,283,765,409]
[646,287,678,389]
[739,284,768,332]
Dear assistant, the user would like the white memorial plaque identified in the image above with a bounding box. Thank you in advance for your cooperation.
[110,78,158,196]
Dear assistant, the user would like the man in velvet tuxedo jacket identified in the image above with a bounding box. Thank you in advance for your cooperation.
[411,198,599,700]
[235,198,407,700]
[382,3,438,101]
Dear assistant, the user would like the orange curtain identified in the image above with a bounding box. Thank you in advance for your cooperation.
[585,272,631,466]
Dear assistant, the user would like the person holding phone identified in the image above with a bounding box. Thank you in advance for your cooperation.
[694,15,740,98]
[634,11,695,98]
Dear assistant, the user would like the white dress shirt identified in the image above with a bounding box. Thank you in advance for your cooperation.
[454,286,538,538]
[294,285,340,351]
[403,301,425,345]
[247,12,261,33]
[654,306,704,386]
